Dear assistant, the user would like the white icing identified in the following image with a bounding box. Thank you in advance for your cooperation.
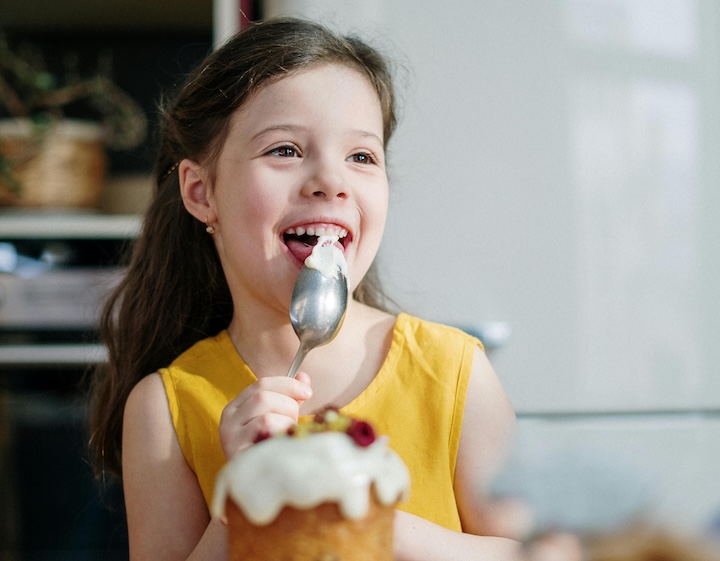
[212,432,410,525]
[303,235,349,284]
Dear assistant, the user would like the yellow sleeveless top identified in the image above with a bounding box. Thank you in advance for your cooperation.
[159,313,481,532]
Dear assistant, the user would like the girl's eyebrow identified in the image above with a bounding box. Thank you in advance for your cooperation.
[251,124,307,141]
[250,124,383,146]
[355,130,384,146]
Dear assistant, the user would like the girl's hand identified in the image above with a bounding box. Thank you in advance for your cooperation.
[219,371,312,459]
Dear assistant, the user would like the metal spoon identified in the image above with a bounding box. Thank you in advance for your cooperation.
[286,264,348,379]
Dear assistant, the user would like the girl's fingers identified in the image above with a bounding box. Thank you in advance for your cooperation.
[221,409,299,458]
[294,371,313,409]
[239,412,298,443]
[295,370,312,387]
[227,375,312,413]
[219,374,313,458]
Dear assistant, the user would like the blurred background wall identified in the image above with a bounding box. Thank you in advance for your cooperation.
[254,0,720,535]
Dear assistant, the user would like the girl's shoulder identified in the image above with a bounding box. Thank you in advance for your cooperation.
[124,373,172,435]
[168,331,233,370]
[394,313,483,350]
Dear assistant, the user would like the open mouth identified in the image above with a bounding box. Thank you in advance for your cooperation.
[282,224,349,263]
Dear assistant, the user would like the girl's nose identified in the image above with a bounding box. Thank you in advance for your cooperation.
[300,161,348,200]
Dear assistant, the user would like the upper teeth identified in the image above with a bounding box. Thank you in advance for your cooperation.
[284,225,348,238]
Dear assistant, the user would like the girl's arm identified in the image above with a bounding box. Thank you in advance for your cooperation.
[122,373,224,561]
[394,510,524,561]
[394,511,582,561]
[393,346,524,561]
[454,346,521,537]
[122,371,313,561]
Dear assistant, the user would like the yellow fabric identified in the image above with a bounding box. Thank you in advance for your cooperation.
[159,312,481,532]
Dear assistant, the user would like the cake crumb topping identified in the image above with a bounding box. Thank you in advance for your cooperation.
[254,406,377,447]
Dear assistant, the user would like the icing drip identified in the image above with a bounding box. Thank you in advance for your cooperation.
[212,432,409,525]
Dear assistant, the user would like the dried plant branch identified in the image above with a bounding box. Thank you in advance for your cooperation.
[0,33,147,150]
[0,33,148,202]
[0,74,28,117]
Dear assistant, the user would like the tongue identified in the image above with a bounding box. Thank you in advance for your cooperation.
[286,238,314,263]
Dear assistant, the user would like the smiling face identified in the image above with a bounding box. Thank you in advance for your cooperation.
[181,63,389,317]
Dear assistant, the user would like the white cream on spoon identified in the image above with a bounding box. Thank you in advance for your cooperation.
[303,234,349,285]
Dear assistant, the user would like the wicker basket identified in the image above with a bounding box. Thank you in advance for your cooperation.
[0,119,107,209]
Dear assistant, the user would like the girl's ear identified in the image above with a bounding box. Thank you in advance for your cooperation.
[179,159,216,223]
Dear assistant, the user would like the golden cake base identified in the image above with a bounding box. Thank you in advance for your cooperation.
[226,494,395,561]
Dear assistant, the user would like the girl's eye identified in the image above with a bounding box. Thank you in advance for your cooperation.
[268,145,300,158]
[349,152,377,165]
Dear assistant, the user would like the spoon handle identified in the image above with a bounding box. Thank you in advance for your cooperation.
[286,343,310,379]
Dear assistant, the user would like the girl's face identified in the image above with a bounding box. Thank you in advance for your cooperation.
[202,63,389,314]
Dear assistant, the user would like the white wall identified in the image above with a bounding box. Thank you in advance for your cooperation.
[258,0,720,532]
[263,0,720,415]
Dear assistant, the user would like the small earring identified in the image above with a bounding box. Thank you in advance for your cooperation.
[204,218,215,235]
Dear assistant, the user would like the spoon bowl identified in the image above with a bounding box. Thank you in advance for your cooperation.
[286,264,348,378]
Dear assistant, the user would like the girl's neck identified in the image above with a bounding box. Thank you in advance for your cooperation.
[226,299,394,384]
[226,305,296,378]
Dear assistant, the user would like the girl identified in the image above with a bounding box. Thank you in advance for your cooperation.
[89,17,521,561]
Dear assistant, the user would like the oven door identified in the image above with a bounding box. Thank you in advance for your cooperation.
[0,353,128,561]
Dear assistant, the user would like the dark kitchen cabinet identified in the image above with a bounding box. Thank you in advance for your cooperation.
[0,213,139,560]
[1,3,214,558]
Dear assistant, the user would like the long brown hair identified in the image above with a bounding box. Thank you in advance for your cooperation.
[88,17,398,478]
